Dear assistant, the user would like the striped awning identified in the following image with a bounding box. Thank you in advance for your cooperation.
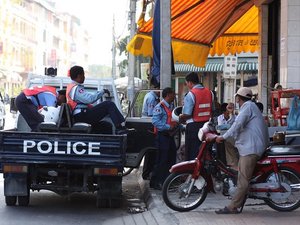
[175,57,258,73]
[127,0,257,67]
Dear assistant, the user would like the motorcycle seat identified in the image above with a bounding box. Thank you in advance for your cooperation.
[266,145,300,156]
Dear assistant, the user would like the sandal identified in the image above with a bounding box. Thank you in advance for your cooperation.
[215,206,239,214]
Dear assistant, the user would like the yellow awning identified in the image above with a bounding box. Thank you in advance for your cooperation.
[127,33,211,66]
[127,0,258,67]
[210,5,258,56]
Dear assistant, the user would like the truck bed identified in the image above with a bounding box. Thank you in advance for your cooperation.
[0,131,126,167]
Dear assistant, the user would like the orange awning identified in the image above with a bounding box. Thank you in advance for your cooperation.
[210,5,258,56]
[127,0,258,67]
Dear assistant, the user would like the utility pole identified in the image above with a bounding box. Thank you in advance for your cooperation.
[127,0,137,102]
[160,0,171,88]
[111,15,117,79]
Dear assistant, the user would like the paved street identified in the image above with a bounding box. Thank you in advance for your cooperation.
[1,110,300,225]
[139,171,300,225]
[0,172,166,225]
[1,163,300,225]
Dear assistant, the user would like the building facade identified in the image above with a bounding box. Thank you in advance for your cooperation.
[0,0,89,96]
[257,0,300,111]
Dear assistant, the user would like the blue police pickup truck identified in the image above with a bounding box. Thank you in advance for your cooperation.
[0,74,181,208]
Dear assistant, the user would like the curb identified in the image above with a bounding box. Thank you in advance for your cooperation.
[134,167,180,225]
[134,168,154,209]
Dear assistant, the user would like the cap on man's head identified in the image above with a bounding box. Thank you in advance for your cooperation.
[235,87,253,99]
[274,83,282,90]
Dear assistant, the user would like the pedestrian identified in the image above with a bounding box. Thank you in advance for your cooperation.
[255,101,270,126]
[141,88,160,180]
[217,102,238,170]
[150,87,178,190]
[66,65,127,134]
[15,86,66,131]
[214,87,269,214]
[179,72,214,160]
[142,89,160,117]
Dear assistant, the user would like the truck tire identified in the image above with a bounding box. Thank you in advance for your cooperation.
[5,196,17,206]
[96,197,121,208]
[18,195,30,207]
[96,198,108,208]
[109,199,122,208]
[96,177,122,208]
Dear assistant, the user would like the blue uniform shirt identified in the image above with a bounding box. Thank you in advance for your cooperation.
[69,82,105,109]
[152,99,173,131]
[28,92,57,107]
[142,91,159,117]
[182,84,203,123]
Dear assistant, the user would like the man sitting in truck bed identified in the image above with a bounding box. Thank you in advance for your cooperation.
[67,65,127,134]
[15,86,66,132]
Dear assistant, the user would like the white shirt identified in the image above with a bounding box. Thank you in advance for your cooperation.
[217,114,236,126]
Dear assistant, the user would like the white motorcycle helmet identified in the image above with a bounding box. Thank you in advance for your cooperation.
[39,106,60,123]
[198,120,215,141]
[172,106,183,122]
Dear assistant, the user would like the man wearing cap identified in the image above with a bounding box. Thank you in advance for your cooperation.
[214,87,269,214]
[15,86,66,131]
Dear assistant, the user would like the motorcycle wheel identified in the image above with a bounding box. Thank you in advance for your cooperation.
[264,167,300,212]
[162,171,207,212]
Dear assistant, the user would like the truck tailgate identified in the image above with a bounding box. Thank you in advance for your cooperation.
[0,131,126,167]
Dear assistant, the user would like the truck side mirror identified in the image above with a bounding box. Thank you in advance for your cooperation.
[10,97,18,114]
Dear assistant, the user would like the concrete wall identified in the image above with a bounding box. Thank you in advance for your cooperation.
[280,0,300,88]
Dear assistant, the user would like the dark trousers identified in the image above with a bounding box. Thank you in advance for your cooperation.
[150,132,177,185]
[74,101,125,127]
[15,92,43,131]
[185,121,205,160]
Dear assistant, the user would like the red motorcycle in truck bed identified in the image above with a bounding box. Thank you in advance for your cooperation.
[162,121,300,212]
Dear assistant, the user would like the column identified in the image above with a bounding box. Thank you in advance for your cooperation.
[280,0,300,89]
[258,4,269,112]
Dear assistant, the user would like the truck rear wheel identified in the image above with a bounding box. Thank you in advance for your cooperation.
[96,198,108,208]
[5,196,17,206]
[96,177,122,208]
[18,195,30,206]
[96,197,122,208]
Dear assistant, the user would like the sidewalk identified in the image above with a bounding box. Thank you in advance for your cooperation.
[137,168,300,225]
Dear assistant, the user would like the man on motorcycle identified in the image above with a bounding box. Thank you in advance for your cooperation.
[214,87,269,214]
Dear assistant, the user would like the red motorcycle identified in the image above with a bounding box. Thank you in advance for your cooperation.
[162,121,300,212]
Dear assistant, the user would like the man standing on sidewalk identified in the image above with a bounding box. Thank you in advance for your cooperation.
[150,87,178,190]
[214,87,269,214]
[179,72,213,160]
